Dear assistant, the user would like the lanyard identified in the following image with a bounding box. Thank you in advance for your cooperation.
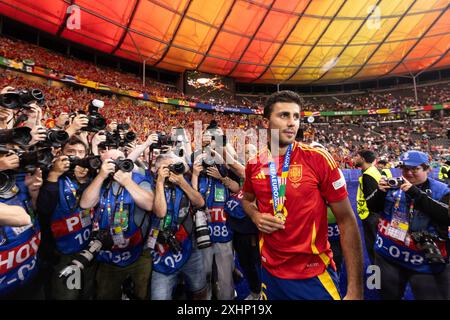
[393,189,414,223]
[160,188,178,230]
[96,185,125,228]
[267,144,292,222]
[63,177,79,212]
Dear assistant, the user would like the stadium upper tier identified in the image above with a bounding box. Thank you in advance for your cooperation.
[0,0,449,84]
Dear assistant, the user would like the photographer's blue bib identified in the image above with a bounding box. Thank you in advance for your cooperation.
[376,178,449,273]
[224,190,246,219]
[50,177,93,255]
[95,173,148,267]
[199,176,233,243]
[150,185,192,275]
[327,207,340,243]
[0,175,40,296]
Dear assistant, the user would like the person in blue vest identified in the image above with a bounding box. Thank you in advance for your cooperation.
[150,152,206,300]
[366,150,450,299]
[37,136,96,299]
[0,160,43,299]
[80,148,154,300]
[192,129,237,300]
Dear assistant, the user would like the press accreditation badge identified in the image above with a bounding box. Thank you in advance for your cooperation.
[111,226,126,246]
[79,209,91,228]
[214,186,226,202]
[387,218,409,242]
[146,228,159,250]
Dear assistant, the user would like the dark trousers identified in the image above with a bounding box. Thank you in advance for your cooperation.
[362,212,380,264]
[375,253,449,300]
[330,240,342,276]
[232,233,261,294]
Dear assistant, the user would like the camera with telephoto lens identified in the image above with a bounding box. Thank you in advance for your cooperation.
[387,177,405,188]
[68,155,102,171]
[157,229,182,254]
[59,229,113,279]
[0,171,16,195]
[82,99,107,132]
[194,209,211,249]
[168,162,185,175]
[38,129,69,148]
[150,132,171,150]
[410,231,446,264]
[105,130,136,148]
[113,158,134,172]
[0,127,32,146]
[0,89,44,110]
[17,147,54,172]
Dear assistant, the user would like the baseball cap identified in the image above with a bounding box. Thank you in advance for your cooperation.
[399,151,429,167]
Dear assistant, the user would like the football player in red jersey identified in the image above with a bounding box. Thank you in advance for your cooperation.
[242,91,363,300]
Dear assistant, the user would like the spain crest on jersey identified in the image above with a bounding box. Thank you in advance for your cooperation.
[288,164,302,188]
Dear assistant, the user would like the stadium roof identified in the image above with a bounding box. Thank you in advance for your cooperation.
[1,0,449,84]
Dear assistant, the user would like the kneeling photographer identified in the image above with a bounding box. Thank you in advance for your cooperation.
[79,149,153,300]
[36,136,99,299]
[366,150,450,300]
[150,153,206,300]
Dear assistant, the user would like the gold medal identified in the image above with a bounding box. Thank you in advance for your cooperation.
[275,213,286,223]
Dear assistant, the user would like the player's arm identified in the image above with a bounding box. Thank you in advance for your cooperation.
[329,198,364,300]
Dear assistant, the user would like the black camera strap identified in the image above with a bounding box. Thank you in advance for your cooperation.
[93,180,124,230]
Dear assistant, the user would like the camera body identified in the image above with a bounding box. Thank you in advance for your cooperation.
[68,155,102,171]
[0,89,44,110]
[168,162,185,175]
[157,229,182,254]
[83,99,107,132]
[387,177,405,188]
[150,132,171,150]
[113,158,134,172]
[40,129,69,148]
[17,147,54,172]
[410,231,446,264]
[104,130,136,148]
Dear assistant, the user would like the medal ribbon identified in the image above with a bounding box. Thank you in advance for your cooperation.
[267,144,292,217]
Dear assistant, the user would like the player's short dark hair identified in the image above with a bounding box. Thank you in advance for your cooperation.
[264,90,302,119]
[358,149,376,164]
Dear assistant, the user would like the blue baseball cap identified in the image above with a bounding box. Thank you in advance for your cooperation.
[399,151,429,167]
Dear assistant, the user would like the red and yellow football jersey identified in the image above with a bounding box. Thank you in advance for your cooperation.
[243,142,348,279]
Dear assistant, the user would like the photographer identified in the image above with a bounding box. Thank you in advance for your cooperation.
[0,155,43,299]
[150,153,206,300]
[192,129,239,300]
[79,149,153,300]
[36,136,96,300]
[366,150,450,300]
